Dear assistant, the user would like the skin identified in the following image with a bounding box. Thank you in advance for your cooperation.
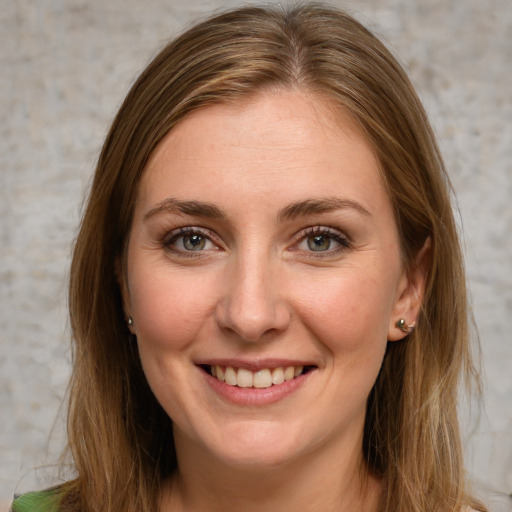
[121,89,428,512]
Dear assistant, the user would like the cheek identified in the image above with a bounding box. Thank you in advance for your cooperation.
[127,266,219,415]
[293,268,396,354]
[128,262,219,352]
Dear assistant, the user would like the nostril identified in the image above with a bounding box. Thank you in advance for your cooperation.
[215,305,292,343]
[214,279,292,343]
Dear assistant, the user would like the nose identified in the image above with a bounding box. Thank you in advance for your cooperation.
[215,254,291,343]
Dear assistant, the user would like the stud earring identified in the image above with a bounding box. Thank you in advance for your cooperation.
[127,317,133,327]
[396,318,414,333]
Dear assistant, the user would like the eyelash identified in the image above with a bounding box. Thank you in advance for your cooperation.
[294,226,351,256]
[160,225,351,257]
[162,227,219,257]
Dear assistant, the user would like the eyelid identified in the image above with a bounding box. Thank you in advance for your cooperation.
[292,225,351,255]
[297,225,350,242]
[158,224,351,257]
[162,226,221,253]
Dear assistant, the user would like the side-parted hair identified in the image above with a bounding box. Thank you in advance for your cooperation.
[64,4,485,512]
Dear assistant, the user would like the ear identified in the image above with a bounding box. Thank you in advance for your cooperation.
[388,238,431,341]
[115,256,135,334]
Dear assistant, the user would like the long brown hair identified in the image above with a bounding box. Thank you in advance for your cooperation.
[63,4,484,511]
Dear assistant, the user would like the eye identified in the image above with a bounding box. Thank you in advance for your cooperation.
[180,233,209,251]
[296,227,350,254]
[164,227,217,253]
[306,234,333,251]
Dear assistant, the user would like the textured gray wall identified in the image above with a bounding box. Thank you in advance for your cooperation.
[1,0,511,510]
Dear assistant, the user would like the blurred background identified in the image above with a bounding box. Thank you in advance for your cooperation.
[1,0,511,510]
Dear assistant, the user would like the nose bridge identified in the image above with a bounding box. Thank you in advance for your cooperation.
[216,244,290,341]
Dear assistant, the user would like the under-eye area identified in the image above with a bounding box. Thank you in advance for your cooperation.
[200,364,317,389]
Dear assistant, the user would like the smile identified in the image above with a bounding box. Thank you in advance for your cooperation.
[206,365,312,389]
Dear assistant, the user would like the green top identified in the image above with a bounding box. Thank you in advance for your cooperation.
[11,490,60,512]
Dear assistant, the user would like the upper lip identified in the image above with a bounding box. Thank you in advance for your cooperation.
[195,358,318,371]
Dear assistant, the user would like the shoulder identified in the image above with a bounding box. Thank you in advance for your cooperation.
[11,489,60,512]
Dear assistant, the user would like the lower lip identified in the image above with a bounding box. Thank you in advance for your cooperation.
[201,368,313,406]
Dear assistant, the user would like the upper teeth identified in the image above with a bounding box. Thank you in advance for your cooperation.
[211,365,304,389]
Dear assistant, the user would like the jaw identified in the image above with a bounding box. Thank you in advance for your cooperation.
[170,410,377,512]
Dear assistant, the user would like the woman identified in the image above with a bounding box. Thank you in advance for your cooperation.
[12,3,486,512]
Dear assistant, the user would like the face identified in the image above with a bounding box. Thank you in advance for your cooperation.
[122,90,422,470]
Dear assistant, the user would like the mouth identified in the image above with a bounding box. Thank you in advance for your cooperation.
[200,364,316,389]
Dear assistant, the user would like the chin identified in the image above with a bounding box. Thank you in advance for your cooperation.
[203,421,312,470]
[215,447,300,471]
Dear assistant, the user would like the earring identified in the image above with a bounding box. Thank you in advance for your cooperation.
[127,317,133,327]
[396,318,414,333]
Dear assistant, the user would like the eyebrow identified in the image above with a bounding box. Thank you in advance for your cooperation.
[143,198,225,221]
[277,197,371,222]
[143,196,371,223]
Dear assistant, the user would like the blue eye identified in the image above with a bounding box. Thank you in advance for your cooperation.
[182,233,207,251]
[297,227,350,254]
[164,228,216,252]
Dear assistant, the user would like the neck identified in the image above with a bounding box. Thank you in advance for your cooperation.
[160,432,382,512]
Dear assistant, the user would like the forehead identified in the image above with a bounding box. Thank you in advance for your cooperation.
[137,89,389,218]
[147,89,373,165]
